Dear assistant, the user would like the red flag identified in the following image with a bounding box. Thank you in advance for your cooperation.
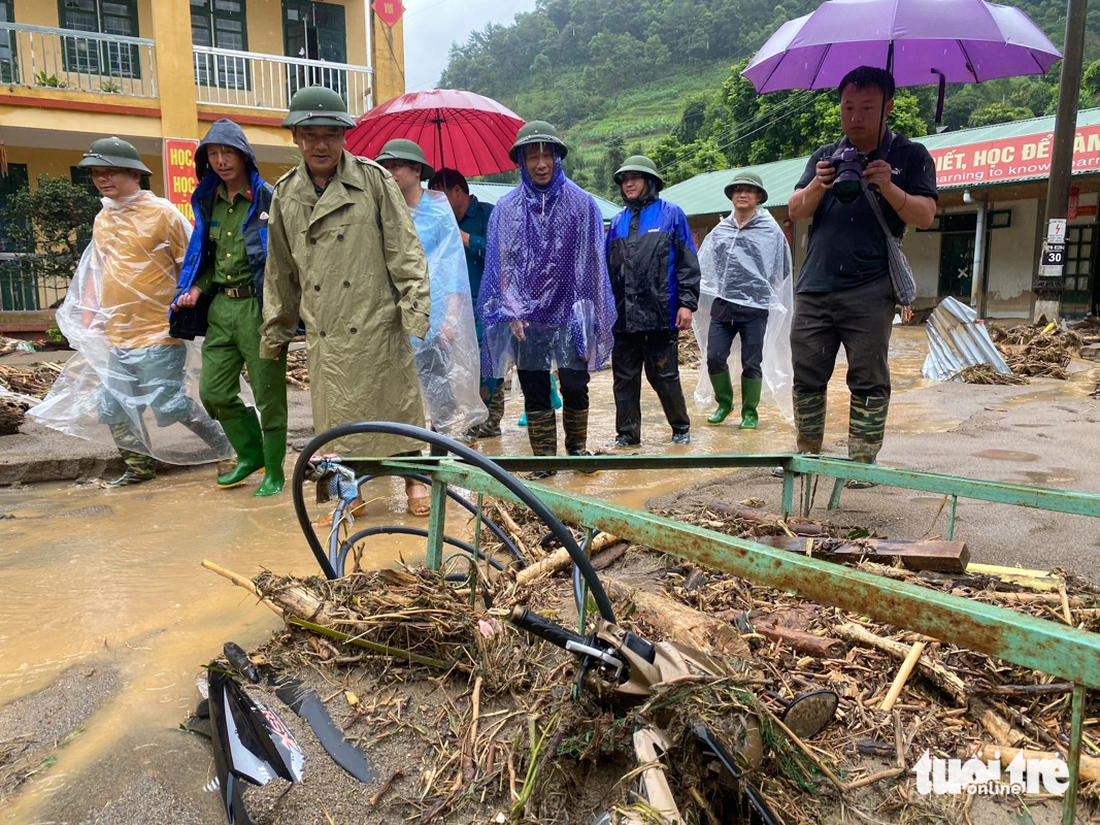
[372,0,404,27]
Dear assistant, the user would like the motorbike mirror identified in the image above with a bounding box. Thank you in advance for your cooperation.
[781,689,839,740]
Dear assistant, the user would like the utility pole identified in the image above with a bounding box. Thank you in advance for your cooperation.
[1034,0,1088,322]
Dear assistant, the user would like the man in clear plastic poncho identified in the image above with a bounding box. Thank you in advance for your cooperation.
[693,171,794,430]
[478,121,617,476]
[375,140,485,452]
[30,137,228,486]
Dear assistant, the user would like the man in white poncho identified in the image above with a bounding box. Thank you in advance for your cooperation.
[694,171,793,430]
[375,139,485,457]
[30,137,229,487]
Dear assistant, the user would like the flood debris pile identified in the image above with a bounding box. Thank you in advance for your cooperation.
[206,497,1100,824]
[678,324,701,366]
[0,362,62,435]
[954,364,1030,386]
[285,348,309,389]
[987,321,1084,381]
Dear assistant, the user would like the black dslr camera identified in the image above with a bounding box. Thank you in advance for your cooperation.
[827,146,868,204]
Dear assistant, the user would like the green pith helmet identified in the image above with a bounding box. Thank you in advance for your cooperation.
[281,86,356,129]
[724,170,767,203]
[509,120,567,164]
[613,155,663,191]
[374,138,435,181]
[77,136,151,174]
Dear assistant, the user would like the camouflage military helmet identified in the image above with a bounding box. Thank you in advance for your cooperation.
[613,155,663,191]
[282,86,356,129]
[77,136,151,174]
[509,120,567,163]
[375,138,435,181]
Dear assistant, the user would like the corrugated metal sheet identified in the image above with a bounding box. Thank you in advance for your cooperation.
[662,156,808,217]
[921,296,1012,382]
[662,106,1100,217]
[467,181,621,223]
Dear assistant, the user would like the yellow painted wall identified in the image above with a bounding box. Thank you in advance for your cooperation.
[373,15,405,104]
[11,0,56,26]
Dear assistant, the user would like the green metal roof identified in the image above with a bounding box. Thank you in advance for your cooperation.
[663,107,1100,218]
[467,181,621,223]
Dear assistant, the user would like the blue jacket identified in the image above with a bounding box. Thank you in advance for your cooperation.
[605,195,700,333]
[169,119,273,340]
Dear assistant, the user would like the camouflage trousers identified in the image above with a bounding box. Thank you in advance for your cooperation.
[790,277,895,462]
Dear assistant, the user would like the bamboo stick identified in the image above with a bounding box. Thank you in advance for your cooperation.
[201,559,284,618]
[837,623,966,704]
[515,533,622,586]
[879,642,925,712]
[977,744,1100,783]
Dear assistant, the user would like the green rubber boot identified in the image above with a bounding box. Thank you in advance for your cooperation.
[706,370,734,425]
[216,408,265,488]
[254,427,287,497]
[739,377,763,430]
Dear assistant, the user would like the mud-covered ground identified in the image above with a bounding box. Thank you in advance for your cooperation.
[5,330,1100,824]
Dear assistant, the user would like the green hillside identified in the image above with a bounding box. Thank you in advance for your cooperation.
[441,0,1100,197]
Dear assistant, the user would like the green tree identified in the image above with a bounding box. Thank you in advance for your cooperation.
[530,53,552,90]
[651,135,727,186]
[596,135,627,197]
[0,175,100,298]
[967,102,1034,127]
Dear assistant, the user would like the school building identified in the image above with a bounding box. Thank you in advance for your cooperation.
[663,108,1100,320]
[0,0,406,315]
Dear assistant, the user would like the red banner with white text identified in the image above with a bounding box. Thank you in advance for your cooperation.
[928,125,1100,189]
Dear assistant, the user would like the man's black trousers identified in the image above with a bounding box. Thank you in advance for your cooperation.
[611,329,690,443]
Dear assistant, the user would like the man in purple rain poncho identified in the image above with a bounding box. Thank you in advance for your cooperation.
[478,121,616,477]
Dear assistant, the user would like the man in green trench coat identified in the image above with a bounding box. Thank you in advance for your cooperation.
[258,87,432,513]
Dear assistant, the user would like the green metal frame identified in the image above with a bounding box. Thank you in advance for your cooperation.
[348,452,1100,820]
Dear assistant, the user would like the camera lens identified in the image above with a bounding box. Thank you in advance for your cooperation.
[832,170,862,203]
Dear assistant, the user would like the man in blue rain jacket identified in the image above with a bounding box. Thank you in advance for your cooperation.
[170,118,287,496]
[605,155,700,447]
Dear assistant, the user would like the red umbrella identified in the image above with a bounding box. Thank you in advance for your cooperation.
[345,89,525,177]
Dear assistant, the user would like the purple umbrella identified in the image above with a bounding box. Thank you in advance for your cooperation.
[743,0,1061,94]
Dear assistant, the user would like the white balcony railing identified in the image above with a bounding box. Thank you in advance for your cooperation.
[0,22,157,98]
[192,46,373,118]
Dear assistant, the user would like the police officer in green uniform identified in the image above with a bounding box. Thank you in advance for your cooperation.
[171,119,287,496]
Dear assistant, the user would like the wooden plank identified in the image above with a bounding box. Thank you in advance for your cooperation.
[751,536,969,573]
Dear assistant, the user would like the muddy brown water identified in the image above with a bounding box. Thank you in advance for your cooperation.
[2,326,1083,821]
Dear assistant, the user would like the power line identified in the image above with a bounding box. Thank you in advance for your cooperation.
[655,89,821,175]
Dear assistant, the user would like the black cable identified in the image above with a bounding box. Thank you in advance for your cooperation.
[336,525,505,577]
[292,422,616,623]
[319,470,528,576]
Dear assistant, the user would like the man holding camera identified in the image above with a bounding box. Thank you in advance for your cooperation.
[787,66,937,483]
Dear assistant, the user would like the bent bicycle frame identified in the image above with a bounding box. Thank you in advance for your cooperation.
[345,452,1100,823]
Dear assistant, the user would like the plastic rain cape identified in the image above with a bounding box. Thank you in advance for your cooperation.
[478,154,616,376]
[30,192,232,464]
[692,207,795,423]
[409,190,486,436]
